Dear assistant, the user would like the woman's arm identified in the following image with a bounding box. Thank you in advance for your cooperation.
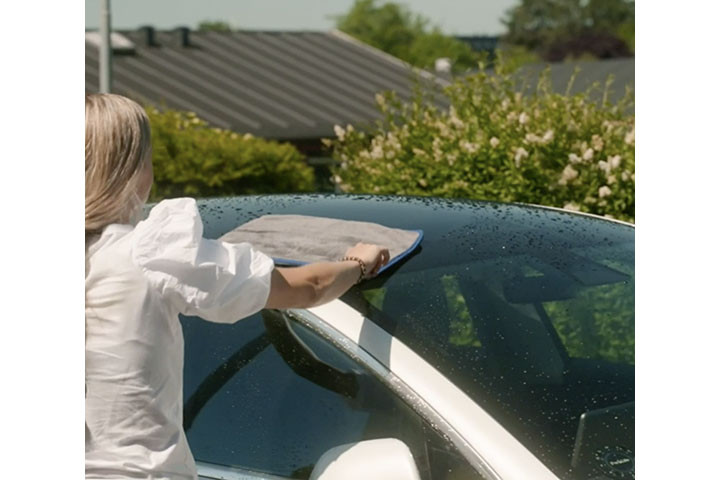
[264,243,389,309]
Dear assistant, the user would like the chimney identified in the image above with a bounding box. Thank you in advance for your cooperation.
[138,25,156,46]
[175,27,191,47]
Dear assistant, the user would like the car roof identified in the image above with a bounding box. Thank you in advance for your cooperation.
[189,194,634,275]
[195,193,630,232]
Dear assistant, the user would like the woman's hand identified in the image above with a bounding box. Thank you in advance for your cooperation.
[266,243,391,309]
[344,243,390,279]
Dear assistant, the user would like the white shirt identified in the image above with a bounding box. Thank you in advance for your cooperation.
[85,198,275,479]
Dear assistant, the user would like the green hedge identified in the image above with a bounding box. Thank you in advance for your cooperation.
[327,62,635,222]
[146,107,315,201]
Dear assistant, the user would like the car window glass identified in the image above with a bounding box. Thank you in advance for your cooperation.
[542,246,634,364]
[181,310,486,480]
[287,319,365,373]
[343,228,634,480]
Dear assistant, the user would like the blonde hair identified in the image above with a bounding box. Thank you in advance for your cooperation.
[85,94,152,238]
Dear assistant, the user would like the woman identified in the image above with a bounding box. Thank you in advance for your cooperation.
[85,93,388,479]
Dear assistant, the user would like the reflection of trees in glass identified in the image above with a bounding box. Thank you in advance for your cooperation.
[362,277,482,348]
[359,254,634,366]
[362,287,386,311]
[441,275,482,347]
[544,280,634,364]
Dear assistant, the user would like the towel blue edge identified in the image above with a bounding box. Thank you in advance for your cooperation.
[271,229,424,275]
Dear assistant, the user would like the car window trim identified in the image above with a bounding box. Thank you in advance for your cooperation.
[196,459,293,480]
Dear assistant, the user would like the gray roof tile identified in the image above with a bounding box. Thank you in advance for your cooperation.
[85,29,449,139]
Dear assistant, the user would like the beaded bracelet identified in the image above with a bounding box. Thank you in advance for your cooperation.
[341,256,367,284]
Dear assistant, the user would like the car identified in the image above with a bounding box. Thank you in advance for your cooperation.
[175,194,635,480]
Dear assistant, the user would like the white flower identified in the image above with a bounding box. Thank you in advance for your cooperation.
[514,147,529,166]
[370,144,383,159]
[438,123,452,138]
[583,148,594,161]
[518,112,529,125]
[559,165,579,185]
[375,93,385,107]
[563,203,580,212]
[598,185,612,198]
[385,134,401,152]
[621,170,631,181]
[501,99,511,110]
[333,125,345,141]
[450,117,465,129]
[609,155,622,169]
[490,137,500,148]
[460,141,479,154]
[591,134,604,151]
[625,127,635,145]
[568,153,581,164]
[331,174,342,184]
[598,160,611,174]
[449,107,464,129]
[607,174,617,185]
[542,129,555,143]
[525,133,541,143]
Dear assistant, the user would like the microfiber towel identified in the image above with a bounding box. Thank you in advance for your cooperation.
[219,214,423,274]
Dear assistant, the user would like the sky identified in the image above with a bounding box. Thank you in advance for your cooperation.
[85,0,517,36]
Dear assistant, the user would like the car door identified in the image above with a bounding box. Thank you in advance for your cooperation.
[180,308,487,480]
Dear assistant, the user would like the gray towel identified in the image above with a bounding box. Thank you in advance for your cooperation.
[220,214,421,270]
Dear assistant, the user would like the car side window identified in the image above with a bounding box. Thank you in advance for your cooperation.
[181,310,486,480]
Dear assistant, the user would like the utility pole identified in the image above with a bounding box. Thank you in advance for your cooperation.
[99,0,112,93]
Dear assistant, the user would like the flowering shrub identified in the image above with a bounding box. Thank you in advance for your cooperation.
[327,63,635,222]
[147,107,315,201]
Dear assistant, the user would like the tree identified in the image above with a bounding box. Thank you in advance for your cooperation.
[327,60,635,222]
[198,21,233,32]
[334,0,479,73]
[502,0,634,61]
[146,107,315,200]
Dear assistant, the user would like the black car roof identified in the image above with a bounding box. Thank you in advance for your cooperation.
[191,194,634,273]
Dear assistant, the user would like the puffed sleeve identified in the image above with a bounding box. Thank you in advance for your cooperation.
[131,198,275,323]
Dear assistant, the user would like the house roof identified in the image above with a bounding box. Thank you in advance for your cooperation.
[515,58,635,105]
[85,28,449,140]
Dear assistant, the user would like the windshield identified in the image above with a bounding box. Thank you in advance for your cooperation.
[342,212,634,480]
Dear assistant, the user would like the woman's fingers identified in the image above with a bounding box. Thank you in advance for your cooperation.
[344,243,390,277]
[370,247,390,276]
